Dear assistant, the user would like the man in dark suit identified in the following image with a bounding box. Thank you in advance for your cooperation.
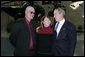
[52,7,77,56]
[9,6,37,56]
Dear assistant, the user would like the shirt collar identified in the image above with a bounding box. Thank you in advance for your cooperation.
[25,16,30,25]
[58,18,65,25]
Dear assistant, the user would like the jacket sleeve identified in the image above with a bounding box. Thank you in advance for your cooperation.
[68,25,77,56]
[9,23,20,47]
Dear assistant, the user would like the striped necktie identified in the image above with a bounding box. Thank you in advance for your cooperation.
[54,22,59,39]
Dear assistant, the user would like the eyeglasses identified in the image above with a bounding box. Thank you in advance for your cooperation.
[30,11,35,14]
[26,10,35,14]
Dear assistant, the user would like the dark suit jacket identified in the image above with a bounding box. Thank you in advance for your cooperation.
[9,19,37,56]
[52,20,77,56]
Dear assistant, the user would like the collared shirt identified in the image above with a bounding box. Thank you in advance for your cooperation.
[25,16,34,50]
[55,18,65,36]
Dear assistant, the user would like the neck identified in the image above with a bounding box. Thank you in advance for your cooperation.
[25,16,31,22]
[44,25,50,27]
[58,17,64,22]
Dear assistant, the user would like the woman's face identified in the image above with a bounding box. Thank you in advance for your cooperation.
[43,17,51,27]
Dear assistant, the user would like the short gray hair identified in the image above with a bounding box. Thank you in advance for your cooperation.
[25,6,34,11]
[56,7,65,16]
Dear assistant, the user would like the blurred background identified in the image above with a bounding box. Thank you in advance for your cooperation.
[1,1,84,56]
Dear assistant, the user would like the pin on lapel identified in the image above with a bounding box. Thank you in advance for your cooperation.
[63,28,65,30]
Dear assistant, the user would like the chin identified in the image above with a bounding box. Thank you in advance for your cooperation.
[55,19,58,21]
[31,18,33,20]
[45,25,50,27]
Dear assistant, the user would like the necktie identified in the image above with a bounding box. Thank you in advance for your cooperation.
[25,18,34,51]
[54,22,59,39]
[29,22,34,51]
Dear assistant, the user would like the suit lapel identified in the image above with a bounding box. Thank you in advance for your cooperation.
[53,21,56,30]
[57,20,68,40]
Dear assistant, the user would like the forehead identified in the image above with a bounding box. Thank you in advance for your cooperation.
[54,9,59,13]
[26,6,35,11]
[44,17,50,20]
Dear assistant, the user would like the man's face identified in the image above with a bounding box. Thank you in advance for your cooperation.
[25,7,35,20]
[54,9,62,22]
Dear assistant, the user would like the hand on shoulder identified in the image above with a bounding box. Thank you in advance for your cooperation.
[36,26,40,32]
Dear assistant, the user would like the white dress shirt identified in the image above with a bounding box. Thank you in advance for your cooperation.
[55,18,65,36]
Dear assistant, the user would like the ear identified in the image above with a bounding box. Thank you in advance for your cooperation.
[59,12,63,16]
[58,10,61,14]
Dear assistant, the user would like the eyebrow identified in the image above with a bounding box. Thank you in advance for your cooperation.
[27,10,35,12]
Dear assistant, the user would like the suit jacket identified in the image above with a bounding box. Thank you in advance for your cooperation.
[9,19,37,56]
[52,20,77,56]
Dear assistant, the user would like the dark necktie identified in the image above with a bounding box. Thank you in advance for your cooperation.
[54,22,59,39]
